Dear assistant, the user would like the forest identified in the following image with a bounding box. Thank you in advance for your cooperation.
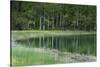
[11,1,96,31]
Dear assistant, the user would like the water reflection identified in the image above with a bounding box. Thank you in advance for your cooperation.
[16,34,96,56]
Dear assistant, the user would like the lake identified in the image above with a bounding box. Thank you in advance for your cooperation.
[12,34,96,65]
[15,34,96,56]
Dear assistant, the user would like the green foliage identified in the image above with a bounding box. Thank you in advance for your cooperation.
[11,1,96,31]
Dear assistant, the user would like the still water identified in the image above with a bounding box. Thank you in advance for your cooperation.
[15,34,96,56]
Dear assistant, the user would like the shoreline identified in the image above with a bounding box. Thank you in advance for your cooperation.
[11,30,96,40]
[13,45,96,64]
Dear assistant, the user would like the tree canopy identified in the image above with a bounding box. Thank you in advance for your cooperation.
[11,1,96,31]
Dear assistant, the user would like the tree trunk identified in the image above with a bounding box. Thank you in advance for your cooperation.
[52,36,54,49]
[48,16,49,30]
[39,16,42,30]
[43,16,45,30]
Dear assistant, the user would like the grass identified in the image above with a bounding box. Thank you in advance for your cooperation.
[12,46,57,66]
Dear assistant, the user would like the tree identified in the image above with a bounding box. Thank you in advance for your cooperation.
[11,1,96,31]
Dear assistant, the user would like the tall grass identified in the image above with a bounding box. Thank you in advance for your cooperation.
[12,46,57,66]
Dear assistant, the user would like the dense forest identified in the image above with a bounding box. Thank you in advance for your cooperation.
[11,1,96,31]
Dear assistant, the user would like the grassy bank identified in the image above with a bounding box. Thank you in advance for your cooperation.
[12,45,96,66]
[12,45,57,66]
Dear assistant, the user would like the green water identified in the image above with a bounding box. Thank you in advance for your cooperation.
[15,34,96,56]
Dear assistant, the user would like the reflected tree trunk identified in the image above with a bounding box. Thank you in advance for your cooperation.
[75,36,79,53]
[52,36,54,49]
[39,37,42,48]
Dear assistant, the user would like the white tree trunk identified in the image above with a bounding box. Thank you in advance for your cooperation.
[39,16,42,30]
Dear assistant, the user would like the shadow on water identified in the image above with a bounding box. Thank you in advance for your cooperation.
[15,34,96,56]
